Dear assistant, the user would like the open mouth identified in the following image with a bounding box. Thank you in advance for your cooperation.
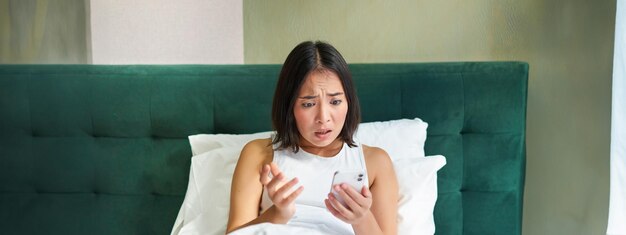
[314,129,332,139]
[315,130,331,135]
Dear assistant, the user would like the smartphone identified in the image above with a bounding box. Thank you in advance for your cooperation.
[330,170,367,207]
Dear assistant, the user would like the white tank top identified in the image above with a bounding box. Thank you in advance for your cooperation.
[259,141,369,234]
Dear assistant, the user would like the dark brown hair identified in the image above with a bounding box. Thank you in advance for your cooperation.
[271,41,361,152]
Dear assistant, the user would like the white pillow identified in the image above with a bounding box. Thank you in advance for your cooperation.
[171,148,240,235]
[356,118,428,160]
[172,118,436,235]
[188,118,428,159]
[172,131,274,235]
[188,131,274,156]
[394,155,446,235]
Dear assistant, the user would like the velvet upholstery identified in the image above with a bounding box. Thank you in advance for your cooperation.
[0,62,528,235]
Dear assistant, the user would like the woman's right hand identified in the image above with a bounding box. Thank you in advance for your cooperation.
[259,162,304,221]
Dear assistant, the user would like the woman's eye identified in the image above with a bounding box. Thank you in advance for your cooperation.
[331,100,342,105]
[302,102,315,108]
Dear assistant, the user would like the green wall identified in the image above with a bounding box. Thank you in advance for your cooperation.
[244,1,615,234]
[0,0,87,64]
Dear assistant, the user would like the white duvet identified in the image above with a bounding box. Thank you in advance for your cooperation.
[228,222,340,235]
[227,204,354,235]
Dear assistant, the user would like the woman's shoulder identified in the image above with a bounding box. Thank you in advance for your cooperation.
[243,138,273,149]
[361,144,396,189]
[361,144,393,169]
[240,138,274,163]
[361,144,391,160]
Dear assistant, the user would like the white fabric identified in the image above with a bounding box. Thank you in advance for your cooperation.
[227,168,448,235]
[355,118,428,160]
[228,204,354,235]
[609,1,626,234]
[394,155,446,235]
[257,142,368,235]
[171,118,440,235]
[261,142,368,211]
[227,221,336,235]
[187,118,428,160]
[188,131,274,156]
[171,147,243,235]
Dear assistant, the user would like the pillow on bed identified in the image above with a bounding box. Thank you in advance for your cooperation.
[394,155,446,235]
[188,118,428,159]
[188,131,274,156]
[355,118,428,160]
[171,148,240,235]
[171,118,435,235]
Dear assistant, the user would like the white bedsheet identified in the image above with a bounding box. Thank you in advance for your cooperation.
[228,223,337,235]
[228,204,353,235]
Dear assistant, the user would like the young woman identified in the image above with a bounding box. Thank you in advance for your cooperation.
[226,41,398,235]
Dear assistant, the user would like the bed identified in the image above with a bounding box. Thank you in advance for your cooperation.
[0,62,528,234]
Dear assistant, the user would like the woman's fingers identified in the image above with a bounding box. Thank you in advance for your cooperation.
[260,163,303,210]
[327,192,343,209]
[325,198,348,221]
[272,178,303,209]
[259,164,271,185]
[269,162,282,178]
[326,184,377,224]
[274,177,299,199]
[341,184,371,208]
[337,185,362,211]
[361,185,372,198]
[283,186,304,204]
[261,162,284,186]
[327,191,354,218]
[265,172,284,193]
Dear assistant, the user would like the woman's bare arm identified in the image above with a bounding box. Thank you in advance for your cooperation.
[323,145,398,235]
[225,139,271,233]
[225,139,304,234]
[355,145,398,235]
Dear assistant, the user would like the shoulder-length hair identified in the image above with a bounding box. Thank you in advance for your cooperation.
[271,41,361,152]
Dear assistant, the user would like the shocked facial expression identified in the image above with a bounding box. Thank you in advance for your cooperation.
[293,70,348,148]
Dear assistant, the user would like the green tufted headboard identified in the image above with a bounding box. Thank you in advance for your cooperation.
[0,62,528,235]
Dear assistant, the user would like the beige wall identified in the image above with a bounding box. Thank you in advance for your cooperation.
[0,0,88,64]
[1,0,244,64]
[244,1,615,234]
[89,0,243,64]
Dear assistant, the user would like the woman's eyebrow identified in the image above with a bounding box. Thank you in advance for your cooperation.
[298,95,318,99]
[298,92,344,99]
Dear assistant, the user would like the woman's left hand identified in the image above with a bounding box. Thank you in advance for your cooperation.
[324,184,373,225]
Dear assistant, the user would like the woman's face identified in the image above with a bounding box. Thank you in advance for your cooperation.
[294,69,348,148]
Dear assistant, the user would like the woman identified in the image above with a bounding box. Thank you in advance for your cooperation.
[226,41,398,235]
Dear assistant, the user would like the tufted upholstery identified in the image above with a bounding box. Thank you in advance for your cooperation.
[0,62,528,235]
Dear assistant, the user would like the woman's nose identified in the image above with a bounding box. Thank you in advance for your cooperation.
[316,103,331,123]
